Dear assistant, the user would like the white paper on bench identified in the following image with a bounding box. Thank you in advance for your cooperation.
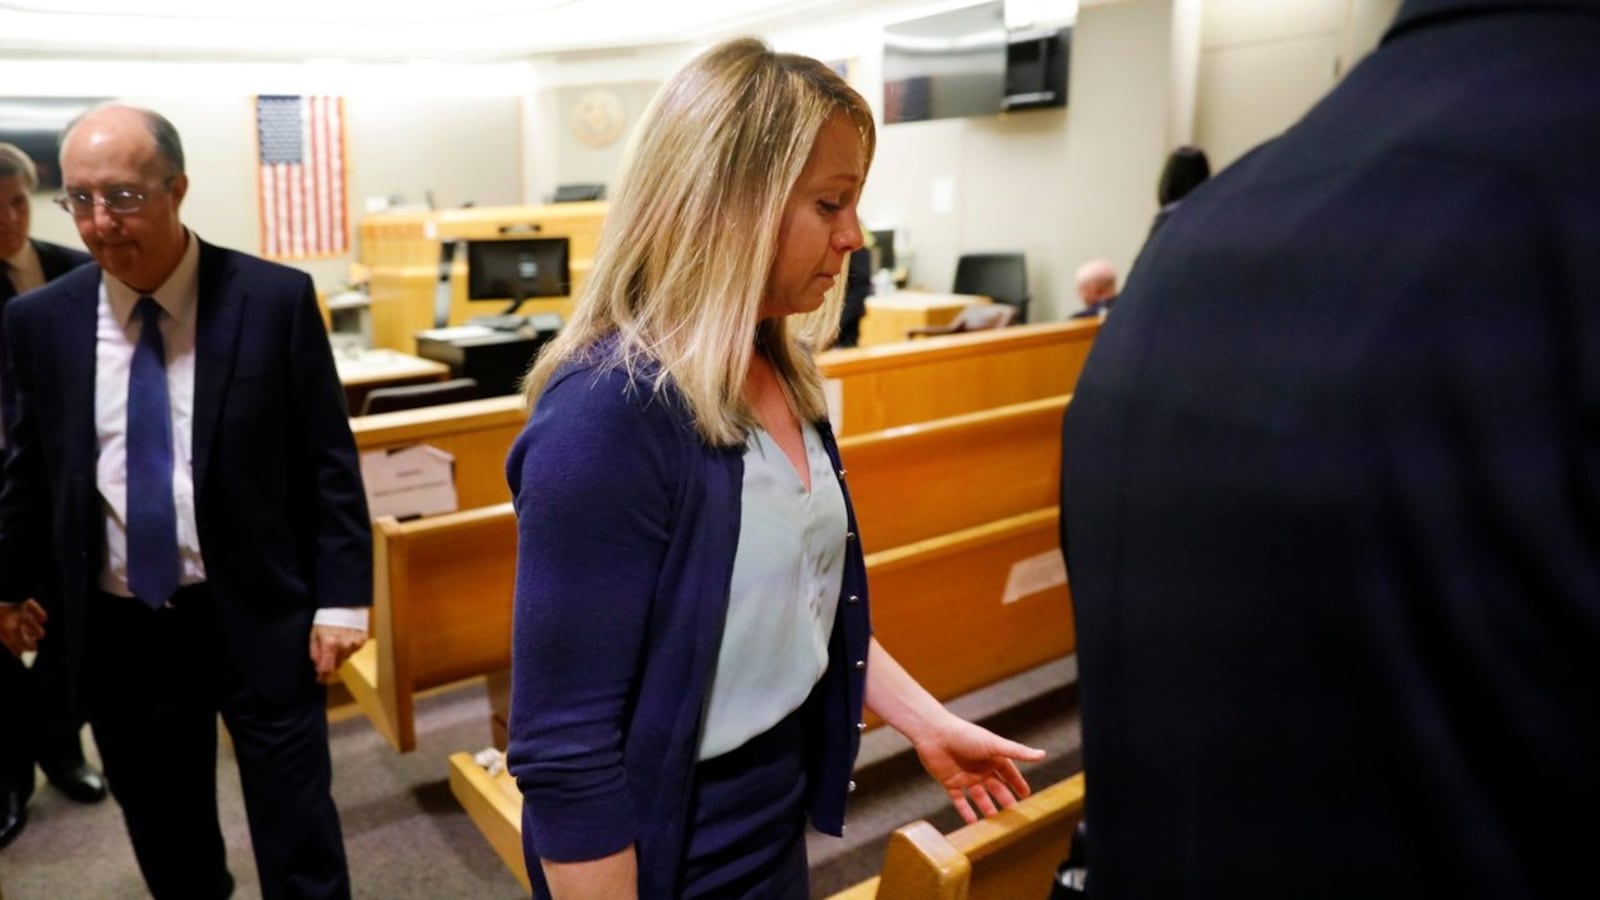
[1002,549,1067,605]
[361,444,459,520]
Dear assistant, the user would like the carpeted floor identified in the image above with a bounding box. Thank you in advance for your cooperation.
[0,659,1078,899]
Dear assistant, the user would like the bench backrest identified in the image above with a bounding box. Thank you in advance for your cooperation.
[819,320,1097,436]
[864,508,1072,723]
[869,773,1087,900]
[840,395,1066,554]
[346,399,1073,751]
[344,504,517,752]
[351,395,525,511]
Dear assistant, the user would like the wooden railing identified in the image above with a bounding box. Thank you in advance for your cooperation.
[829,773,1086,900]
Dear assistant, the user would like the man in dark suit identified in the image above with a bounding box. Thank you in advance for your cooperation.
[1061,1,1600,896]
[0,106,371,898]
[0,141,106,850]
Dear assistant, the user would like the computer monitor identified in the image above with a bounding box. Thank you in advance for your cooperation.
[466,237,571,314]
[870,229,897,272]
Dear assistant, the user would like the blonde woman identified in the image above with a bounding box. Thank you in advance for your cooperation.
[507,38,1045,899]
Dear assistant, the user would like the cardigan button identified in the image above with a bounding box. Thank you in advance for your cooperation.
[846,594,860,604]
[848,780,857,793]
[838,467,847,478]
[857,721,866,732]
[846,531,856,541]
[854,659,866,670]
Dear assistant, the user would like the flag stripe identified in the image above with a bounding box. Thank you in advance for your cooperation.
[256,95,347,258]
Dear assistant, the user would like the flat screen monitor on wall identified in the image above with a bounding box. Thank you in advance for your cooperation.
[466,237,571,313]
[883,1,1006,125]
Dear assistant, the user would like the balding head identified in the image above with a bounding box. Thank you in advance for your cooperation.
[63,104,185,177]
[60,104,190,293]
[1075,259,1118,306]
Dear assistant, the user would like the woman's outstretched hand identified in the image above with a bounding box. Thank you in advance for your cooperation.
[912,716,1047,824]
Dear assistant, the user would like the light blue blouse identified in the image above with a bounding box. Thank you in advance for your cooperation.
[697,420,848,760]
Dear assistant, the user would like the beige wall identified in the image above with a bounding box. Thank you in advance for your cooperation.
[520,45,691,206]
[15,0,1402,314]
[17,63,526,292]
[1195,0,1400,169]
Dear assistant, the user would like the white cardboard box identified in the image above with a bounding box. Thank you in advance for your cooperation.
[360,444,458,521]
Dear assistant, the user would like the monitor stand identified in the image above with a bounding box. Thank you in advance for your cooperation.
[468,291,530,332]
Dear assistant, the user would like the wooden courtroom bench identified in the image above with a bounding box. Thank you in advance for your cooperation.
[828,773,1087,900]
[340,505,516,752]
[344,320,1093,522]
[342,396,1073,752]
[818,319,1097,436]
[439,508,1073,885]
[351,394,525,511]
[446,758,1085,898]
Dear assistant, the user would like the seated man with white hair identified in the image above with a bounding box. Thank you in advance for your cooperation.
[1070,259,1118,319]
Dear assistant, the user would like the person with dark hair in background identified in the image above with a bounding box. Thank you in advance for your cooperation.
[0,141,104,851]
[509,38,1044,899]
[1062,1,1600,896]
[0,105,370,898]
[1147,144,1210,237]
[835,241,873,348]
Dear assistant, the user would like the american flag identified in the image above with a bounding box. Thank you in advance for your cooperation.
[256,95,348,258]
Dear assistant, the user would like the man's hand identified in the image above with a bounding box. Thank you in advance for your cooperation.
[0,599,48,658]
[309,624,368,681]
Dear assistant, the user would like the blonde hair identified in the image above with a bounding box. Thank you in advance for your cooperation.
[0,143,38,190]
[523,37,876,446]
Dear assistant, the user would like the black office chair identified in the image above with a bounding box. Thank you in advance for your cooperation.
[953,253,1030,324]
[360,378,481,416]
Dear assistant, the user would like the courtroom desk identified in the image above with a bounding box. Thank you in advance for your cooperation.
[414,327,551,399]
[336,348,451,415]
[858,291,989,347]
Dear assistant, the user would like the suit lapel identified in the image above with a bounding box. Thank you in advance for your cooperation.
[190,241,244,497]
[56,274,100,474]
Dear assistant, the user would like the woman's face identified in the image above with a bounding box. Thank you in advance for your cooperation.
[760,113,865,320]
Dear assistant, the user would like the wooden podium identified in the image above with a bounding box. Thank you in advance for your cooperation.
[357,202,605,352]
[857,291,989,347]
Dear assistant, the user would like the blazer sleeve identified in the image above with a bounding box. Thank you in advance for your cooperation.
[286,274,372,608]
[0,301,49,604]
[504,366,683,864]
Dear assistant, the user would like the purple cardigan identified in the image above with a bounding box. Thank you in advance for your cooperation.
[505,351,871,897]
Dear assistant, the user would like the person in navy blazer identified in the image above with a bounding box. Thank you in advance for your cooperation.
[0,106,370,898]
[0,141,104,852]
[1061,1,1600,896]
[508,39,1046,899]
[29,239,92,284]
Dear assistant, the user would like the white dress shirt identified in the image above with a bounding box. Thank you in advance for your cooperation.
[94,231,366,631]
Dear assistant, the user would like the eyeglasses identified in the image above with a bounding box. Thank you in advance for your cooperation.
[53,177,174,217]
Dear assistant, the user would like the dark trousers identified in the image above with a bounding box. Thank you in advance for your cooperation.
[85,588,350,900]
[682,707,809,900]
[0,632,87,803]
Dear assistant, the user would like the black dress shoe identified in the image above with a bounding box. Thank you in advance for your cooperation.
[42,762,108,804]
[0,787,26,849]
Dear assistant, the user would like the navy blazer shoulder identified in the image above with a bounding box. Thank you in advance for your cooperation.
[31,239,92,281]
[505,346,870,897]
[1064,2,1600,896]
